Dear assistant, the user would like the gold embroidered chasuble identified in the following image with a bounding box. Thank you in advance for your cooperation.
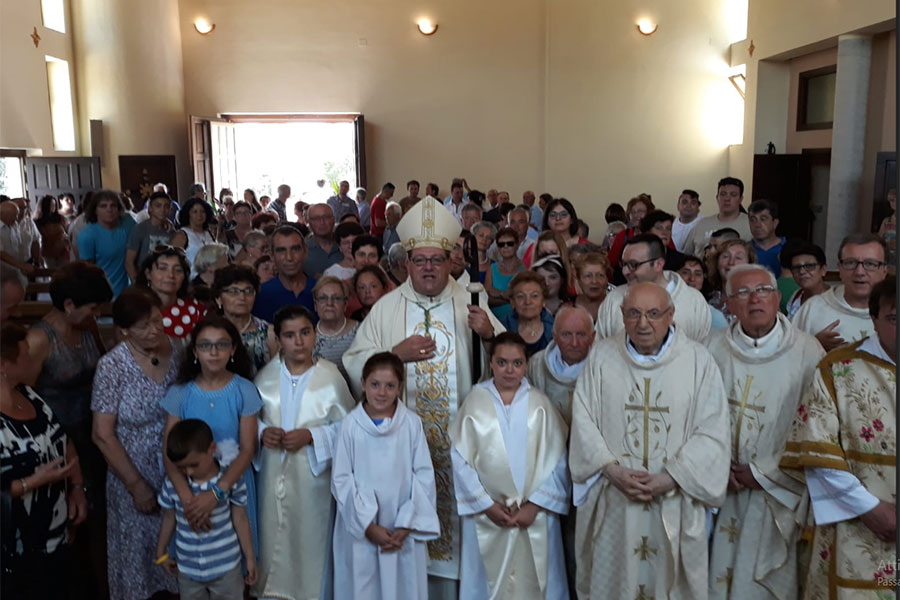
[780,340,897,600]
[450,384,568,598]
[706,315,824,599]
[343,277,505,579]
[252,358,355,600]
[569,328,730,599]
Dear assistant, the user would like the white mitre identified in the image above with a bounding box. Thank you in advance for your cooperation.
[397,195,461,252]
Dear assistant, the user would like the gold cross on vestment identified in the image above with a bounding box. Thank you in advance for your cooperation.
[729,375,766,461]
[633,536,658,561]
[625,378,669,469]
[719,517,741,543]
[716,568,734,592]
[634,584,655,600]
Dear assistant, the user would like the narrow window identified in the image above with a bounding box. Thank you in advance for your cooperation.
[46,56,76,151]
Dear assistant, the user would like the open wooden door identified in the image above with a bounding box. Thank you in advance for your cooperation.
[210,120,238,197]
[24,156,101,208]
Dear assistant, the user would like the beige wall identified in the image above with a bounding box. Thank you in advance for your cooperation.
[731,0,895,197]
[71,0,191,197]
[0,0,79,155]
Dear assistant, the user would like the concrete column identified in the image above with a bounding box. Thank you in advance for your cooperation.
[825,34,872,261]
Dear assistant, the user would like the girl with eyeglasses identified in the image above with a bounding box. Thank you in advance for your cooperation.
[485,227,524,321]
[213,265,279,376]
[161,317,262,566]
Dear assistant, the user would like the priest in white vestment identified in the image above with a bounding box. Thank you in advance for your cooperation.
[706,265,825,599]
[781,276,896,599]
[570,282,729,599]
[596,233,711,342]
[343,196,504,596]
[527,305,595,426]
[331,397,440,600]
[451,333,571,599]
[791,233,888,351]
[253,306,356,600]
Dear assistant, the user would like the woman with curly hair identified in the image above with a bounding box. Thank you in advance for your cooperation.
[171,197,217,276]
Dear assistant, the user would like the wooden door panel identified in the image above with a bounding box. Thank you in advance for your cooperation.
[24,157,101,209]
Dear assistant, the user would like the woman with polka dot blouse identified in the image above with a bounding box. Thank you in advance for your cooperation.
[136,246,207,341]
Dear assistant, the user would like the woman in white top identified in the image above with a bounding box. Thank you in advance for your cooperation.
[323,221,365,280]
[171,198,217,275]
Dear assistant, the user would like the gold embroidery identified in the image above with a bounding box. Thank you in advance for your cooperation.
[624,378,669,469]
[633,536,657,561]
[719,517,741,543]
[729,375,766,462]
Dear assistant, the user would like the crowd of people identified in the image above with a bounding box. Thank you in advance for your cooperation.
[0,175,895,600]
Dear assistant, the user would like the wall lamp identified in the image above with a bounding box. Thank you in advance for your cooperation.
[636,20,658,36]
[194,18,215,35]
[417,18,438,36]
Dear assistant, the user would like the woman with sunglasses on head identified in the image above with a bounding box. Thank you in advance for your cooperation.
[213,264,278,376]
[161,316,262,561]
[485,227,524,321]
[137,245,208,340]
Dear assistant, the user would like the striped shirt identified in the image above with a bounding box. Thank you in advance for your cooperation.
[158,472,247,583]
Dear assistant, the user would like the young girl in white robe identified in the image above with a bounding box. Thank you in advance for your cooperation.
[450,332,571,600]
[331,352,440,600]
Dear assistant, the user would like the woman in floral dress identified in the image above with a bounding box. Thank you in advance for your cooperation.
[91,287,180,599]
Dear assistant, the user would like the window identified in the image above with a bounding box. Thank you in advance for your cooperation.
[797,66,836,131]
[0,155,25,198]
[41,0,66,33]
[45,56,76,151]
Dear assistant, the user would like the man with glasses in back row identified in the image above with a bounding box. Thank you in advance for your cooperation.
[792,233,889,351]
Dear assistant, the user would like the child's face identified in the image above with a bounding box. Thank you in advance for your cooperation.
[277,317,315,364]
[490,343,527,392]
[363,367,400,416]
[175,445,217,481]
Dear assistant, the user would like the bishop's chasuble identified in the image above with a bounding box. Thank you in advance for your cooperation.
[450,381,570,599]
[791,284,876,346]
[343,277,505,581]
[252,358,355,600]
[780,339,896,599]
[569,328,730,599]
[706,315,824,598]
[595,271,712,342]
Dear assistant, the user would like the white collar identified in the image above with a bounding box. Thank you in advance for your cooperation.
[479,378,530,405]
[546,342,586,381]
[626,326,675,363]
[734,318,784,357]
[859,336,896,365]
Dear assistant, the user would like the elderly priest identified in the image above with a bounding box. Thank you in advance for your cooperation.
[569,281,729,599]
[706,264,824,599]
[343,196,504,599]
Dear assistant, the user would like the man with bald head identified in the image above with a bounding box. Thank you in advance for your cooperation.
[706,264,824,598]
[570,281,729,599]
[303,203,342,278]
[596,233,711,341]
[0,201,31,273]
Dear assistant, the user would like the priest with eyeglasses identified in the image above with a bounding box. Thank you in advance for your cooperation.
[343,196,504,600]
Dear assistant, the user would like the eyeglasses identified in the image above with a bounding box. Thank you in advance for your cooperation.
[622,307,671,322]
[729,284,777,300]
[513,291,543,302]
[315,294,348,304]
[838,259,886,272]
[496,241,517,248]
[153,244,186,256]
[308,215,333,223]
[548,210,569,220]
[621,257,660,272]
[222,286,255,297]
[196,340,233,352]
[789,262,821,274]
[409,255,447,268]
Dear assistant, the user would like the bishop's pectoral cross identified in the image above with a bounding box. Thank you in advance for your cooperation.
[625,378,669,470]
[729,375,766,462]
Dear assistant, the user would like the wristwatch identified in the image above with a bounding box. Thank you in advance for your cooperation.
[210,483,226,501]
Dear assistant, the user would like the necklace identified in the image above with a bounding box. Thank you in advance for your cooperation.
[127,340,160,366]
[1,388,25,411]
[520,319,542,338]
[316,317,347,338]
[235,315,253,333]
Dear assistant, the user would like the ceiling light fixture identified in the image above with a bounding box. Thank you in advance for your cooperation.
[194,18,215,35]
[636,20,658,36]
[417,18,438,36]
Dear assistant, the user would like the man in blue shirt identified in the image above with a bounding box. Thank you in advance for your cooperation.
[253,225,317,323]
[748,199,785,277]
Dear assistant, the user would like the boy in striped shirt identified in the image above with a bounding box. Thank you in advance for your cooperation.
[156,419,256,599]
